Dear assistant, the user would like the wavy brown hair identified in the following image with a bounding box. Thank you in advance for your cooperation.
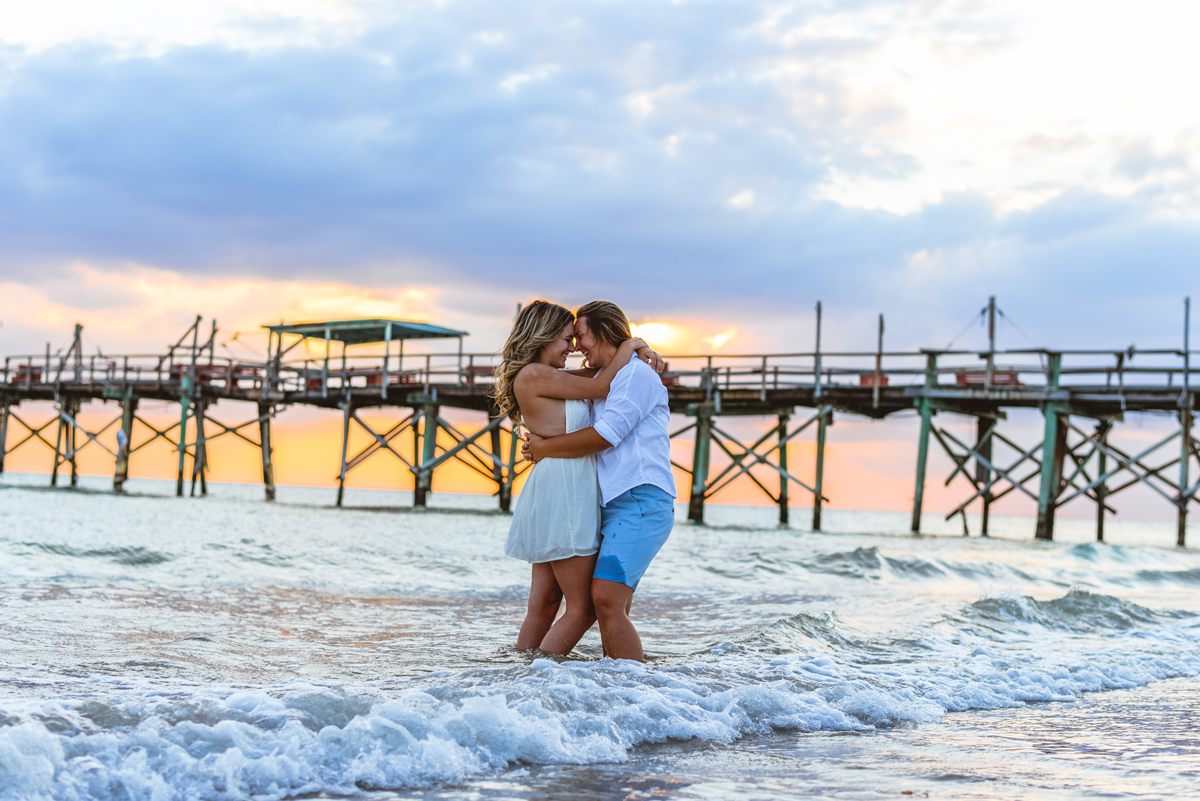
[575,299,631,348]
[492,300,575,425]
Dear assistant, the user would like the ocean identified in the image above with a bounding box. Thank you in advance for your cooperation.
[1,475,1198,800]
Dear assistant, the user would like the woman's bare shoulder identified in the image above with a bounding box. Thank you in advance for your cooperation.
[513,362,555,387]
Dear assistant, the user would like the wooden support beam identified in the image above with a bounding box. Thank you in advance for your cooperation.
[778,412,790,525]
[490,424,511,512]
[51,398,65,488]
[67,398,79,488]
[813,408,828,531]
[191,399,209,498]
[258,401,275,501]
[0,396,9,476]
[414,402,439,507]
[688,405,712,523]
[505,422,520,510]
[175,391,191,498]
[336,401,352,507]
[1034,408,1067,541]
[911,353,937,534]
[1180,408,1192,547]
[975,417,994,536]
[1095,420,1110,542]
[113,395,138,493]
[1035,353,1065,541]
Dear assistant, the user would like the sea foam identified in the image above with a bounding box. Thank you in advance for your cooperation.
[3,619,1198,801]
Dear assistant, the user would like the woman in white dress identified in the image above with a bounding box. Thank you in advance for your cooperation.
[492,301,660,655]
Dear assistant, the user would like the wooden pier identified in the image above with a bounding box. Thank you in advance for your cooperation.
[1,300,1196,545]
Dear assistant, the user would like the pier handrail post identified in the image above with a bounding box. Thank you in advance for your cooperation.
[1035,352,1065,541]
[873,313,883,410]
[986,295,995,390]
[814,301,823,400]
[382,322,392,400]
[910,352,938,534]
[687,404,713,523]
[1180,296,1192,547]
[322,326,331,399]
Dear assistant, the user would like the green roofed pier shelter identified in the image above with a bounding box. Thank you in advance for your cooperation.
[260,318,523,510]
[263,318,468,403]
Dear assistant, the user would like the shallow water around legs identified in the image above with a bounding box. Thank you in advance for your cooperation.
[1,476,1198,800]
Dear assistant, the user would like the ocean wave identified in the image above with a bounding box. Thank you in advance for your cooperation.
[5,587,1200,801]
[967,589,1175,632]
[22,543,171,566]
[0,663,862,801]
[1134,568,1200,585]
[3,630,1198,801]
[800,546,882,579]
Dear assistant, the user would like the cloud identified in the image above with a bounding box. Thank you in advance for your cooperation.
[0,0,1197,355]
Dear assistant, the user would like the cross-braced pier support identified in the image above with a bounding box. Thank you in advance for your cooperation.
[333,398,524,511]
[681,402,831,526]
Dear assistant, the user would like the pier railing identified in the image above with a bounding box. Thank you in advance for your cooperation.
[6,347,1197,400]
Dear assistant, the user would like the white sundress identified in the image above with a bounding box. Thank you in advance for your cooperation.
[504,399,601,563]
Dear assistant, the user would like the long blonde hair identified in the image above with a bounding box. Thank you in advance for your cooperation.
[492,300,574,424]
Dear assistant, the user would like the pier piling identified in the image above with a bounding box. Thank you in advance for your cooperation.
[258,401,275,501]
[778,412,790,525]
[812,408,828,531]
[113,396,138,492]
[910,354,938,534]
[414,401,439,507]
[687,405,712,523]
[0,397,9,477]
[1095,420,1110,542]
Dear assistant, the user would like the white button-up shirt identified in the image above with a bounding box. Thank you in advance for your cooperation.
[591,352,677,506]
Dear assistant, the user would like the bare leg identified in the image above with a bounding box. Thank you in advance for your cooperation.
[538,554,598,655]
[592,578,642,662]
[516,562,562,650]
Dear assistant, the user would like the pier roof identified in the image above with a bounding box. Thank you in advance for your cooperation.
[263,318,467,346]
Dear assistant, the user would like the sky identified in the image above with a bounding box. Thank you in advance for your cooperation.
[1,0,1198,521]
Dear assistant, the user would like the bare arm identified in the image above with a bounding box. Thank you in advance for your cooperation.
[566,341,663,375]
[517,339,645,401]
[523,429,611,462]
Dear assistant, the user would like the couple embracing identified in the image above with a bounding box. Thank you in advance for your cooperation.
[493,300,676,662]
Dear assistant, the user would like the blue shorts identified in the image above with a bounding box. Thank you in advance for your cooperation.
[593,484,675,592]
